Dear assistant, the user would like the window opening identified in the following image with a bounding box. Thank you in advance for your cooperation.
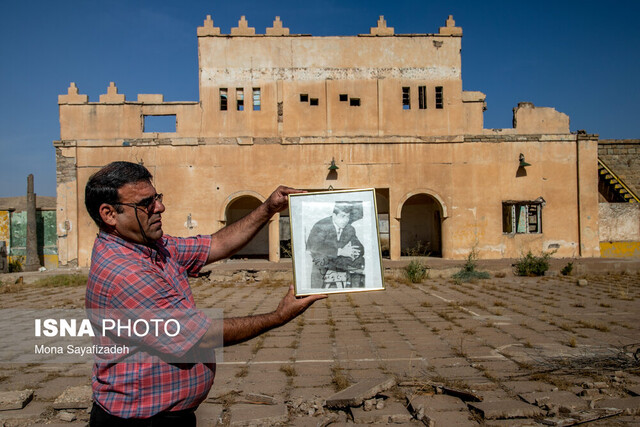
[418,86,427,109]
[236,88,244,111]
[339,94,348,102]
[502,201,543,234]
[143,115,176,133]
[220,88,228,111]
[252,88,261,111]
[300,94,309,102]
[310,98,319,106]
[350,98,361,106]
[402,87,410,110]
[435,86,443,109]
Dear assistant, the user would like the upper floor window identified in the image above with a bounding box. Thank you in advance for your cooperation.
[435,86,444,109]
[236,88,244,111]
[220,88,228,111]
[350,98,361,106]
[402,87,411,110]
[418,86,427,110]
[252,88,261,111]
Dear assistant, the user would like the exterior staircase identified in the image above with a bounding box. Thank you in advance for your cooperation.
[598,159,639,203]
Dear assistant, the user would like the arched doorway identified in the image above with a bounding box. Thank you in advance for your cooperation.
[400,194,442,257]
[226,196,269,258]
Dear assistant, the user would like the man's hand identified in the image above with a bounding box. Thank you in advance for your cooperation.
[265,186,305,216]
[338,241,361,260]
[273,285,327,326]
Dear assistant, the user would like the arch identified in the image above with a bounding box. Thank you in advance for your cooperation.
[397,190,446,257]
[219,190,266,223]
[395,189,448,219]
[224,192,268,259]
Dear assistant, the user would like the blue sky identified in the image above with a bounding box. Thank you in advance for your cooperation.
[1,0,639,197]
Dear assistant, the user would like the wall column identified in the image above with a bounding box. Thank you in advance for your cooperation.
[441,216,452,258]
[25,174,41,271]
[390,192,401,260]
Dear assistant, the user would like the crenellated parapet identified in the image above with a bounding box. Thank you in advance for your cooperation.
[369,16,394,36]
[439,15,462,36]
[266,17,290,36]
[99,82,125,104]
[58,83,88,104]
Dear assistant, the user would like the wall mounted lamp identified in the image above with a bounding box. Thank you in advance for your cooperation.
[328,158,339,171]
[519,153,531,168]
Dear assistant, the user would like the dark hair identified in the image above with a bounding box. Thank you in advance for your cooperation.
[85,161,153,229]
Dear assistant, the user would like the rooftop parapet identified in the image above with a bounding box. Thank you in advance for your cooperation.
[369,16,394,36]
[439,15,462,36]
[99,82,125,104]
[58,83,88,104]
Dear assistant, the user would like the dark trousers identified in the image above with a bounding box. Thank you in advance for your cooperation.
[90,403,196,427]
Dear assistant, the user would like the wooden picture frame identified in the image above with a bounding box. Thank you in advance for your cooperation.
[289,189,385,296]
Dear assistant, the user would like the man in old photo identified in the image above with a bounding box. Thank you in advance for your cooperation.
[306,201,365,289]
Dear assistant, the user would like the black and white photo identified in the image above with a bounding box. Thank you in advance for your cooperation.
[289,189,384,296]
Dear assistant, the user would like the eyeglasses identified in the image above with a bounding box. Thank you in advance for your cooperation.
[114,193,163,214]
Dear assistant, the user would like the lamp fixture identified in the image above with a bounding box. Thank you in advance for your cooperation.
[328,158,339,171]
[519,153,531,168]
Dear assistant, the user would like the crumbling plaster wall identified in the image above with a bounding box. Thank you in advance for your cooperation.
[599,203,640,258]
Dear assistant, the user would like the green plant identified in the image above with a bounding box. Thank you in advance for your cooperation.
[561,262,573,276]
[451,249,490,282]
[401,241,430,256]
[404,260,429,283]
[33,275,88,287]
[513,251,552,276]
[8,257,24,273]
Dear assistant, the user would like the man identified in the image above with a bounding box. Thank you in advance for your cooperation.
[306,201,365,289]
[84,161,325,426]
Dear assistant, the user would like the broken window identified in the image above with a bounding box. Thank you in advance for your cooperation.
[402,87,410,110]
[350,98,361,106]
[252,88,261,111]
[220,88,228,111]
[502,201,544,234]
[143,115,176,133]
[310,98,319,106]
[300,94,309,102]
[418,86,427,109]
[339,94,348,102]
[435,86,443,109]
[236,88,244,111]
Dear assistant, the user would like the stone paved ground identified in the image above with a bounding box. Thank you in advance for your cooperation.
[0,263,639,426]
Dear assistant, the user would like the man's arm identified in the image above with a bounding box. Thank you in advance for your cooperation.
[198,285,326,348]
[207,186,303,264]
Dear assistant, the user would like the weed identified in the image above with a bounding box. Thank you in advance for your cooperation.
[404,260,430,283]
[568,337,577,348]
[8,257,24,273]
[576,320,610,332]
[561,262,574,276]
[421,301,432,308]
[524,340,533,348]
[402,241,430,257]
[279,364,297,377]
[493,300,506,307]
[33,275,88,287]
[513,251,553,276]
[235,366,248,378]
[571,302,585,308]
[330,364,350,391]
[452,249,490,283]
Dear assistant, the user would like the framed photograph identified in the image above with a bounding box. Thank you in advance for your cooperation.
[289,189,385,296]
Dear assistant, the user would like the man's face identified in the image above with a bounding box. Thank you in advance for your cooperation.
[113,180,165,244]
[332,210,350,229]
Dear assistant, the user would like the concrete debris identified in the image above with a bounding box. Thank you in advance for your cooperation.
[0,389,33,411]
[229,403,288,426]
[518,391,589,412]
[469,400,543,419]
[594,396,640,415]
[244,393,277,405]
[52,385,92,410]
[325,377,396,409]
[350,400,413,424]
[57,410,77,422]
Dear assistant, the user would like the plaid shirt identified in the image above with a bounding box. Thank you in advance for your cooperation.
[86,231,214,418]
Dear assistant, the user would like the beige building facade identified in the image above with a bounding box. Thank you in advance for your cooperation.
[55,15,600,267]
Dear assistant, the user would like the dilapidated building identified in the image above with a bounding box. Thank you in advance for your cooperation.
[55,15,601,267]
